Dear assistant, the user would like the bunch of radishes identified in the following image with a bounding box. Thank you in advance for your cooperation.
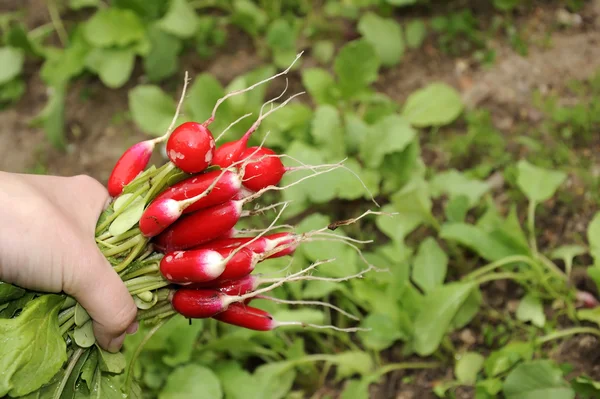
[97,56,382,334]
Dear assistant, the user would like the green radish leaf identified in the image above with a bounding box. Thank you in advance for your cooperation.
[40,29,89,86]
[85,47,135,89]
[413,282,475,355]
[386,0,418,5]
[185,73,232,133]
[311,104,345,159]
[502,360,574,399]
[0,47,24,84]
[332,352,374,379]
[252,362,296,399]
[0,295,67,397]
[92,373,128,399]
[159,364,222,399]
[80,349,98,390]
[550,245,586,271]
[69,0,100,9]
[516,160,567,203]
[83,8,145,47]
[390,177,434,228]
[456,352,485,384]
[128,85,177,136]
[113,193,134,212]
[476,379,504,398]
[31,83,67,149]
[61,348,90,399]
[108,195,145,236]
[587,213,600,266]
[358,12,405,66]
[340,378,371,399]
[98,346,126,373]
[313,40,335,64]
[577,307,600,326]
[144,25,182,82]
[360,114,416,169]
[0,282,25,304]
[516,294,546,328]
[303,280,338,299]
[334,40,380,99]
[302,68,336,105]
[358,313,405,350]
[571,376,600,398]
[405,20,427,48]
[451,287,482,329]
[230,0,268,37]
[74,320,96,348]
[75,302,91,326]
[376,204,422,243]
[440,223,518,261]
[430,169,489,207]
[484,341,534,377]
[161,317,204,366]
[446,195,470,223]
[412,237,448,293]
[215,362,261,399]
[158,0,199,38]
[402,83,464,127]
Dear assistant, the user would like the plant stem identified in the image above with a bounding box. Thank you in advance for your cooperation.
[528,200,538,256]
[58,306,75,325]
[53,348,84,399]
[60,315,76,336]
[375,361,443,376]
[463,255,533,281]
[102,234,143,257]
[129,282,171,296]
[47,0,68,47]
[95,184,149,234]
[536,327,600,345]
[113,236,148,273]
[474,272,531,285]
[121,264,160,280]
[124,315,173,396]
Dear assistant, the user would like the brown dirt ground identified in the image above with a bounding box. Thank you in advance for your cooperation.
[3,1,600,398]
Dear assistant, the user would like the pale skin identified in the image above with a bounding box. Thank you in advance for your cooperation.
[0,171,138,352]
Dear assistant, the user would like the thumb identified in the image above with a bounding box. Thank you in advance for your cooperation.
[66,247,138,352]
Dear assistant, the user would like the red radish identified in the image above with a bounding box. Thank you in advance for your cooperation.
[212,139,249,169]
[139,169,242,237]
[239,147,285,192]
[212,87,305,169]
[212,303,363,332]
[192,233,297,259]
[107,140,154,197]
[212,303,274,331]
[152,170,242,215]
[188,275,259,296]
[166,122,216,174]
[160,247,257,284]
[170,288,229,319]
[153,200,243,252]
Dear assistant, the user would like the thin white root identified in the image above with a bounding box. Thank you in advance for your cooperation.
[275,322,370,332]
[241,201,291,217]
[259,265,381,285]
[241,162,345,204]
[153,71,190,144]
[255,295,360,321]
[230,259,337,305]
[259,77,289,118]
[215,113,253,142]
[233,224,295,235]
[311,231,373,245]
[226,202,289,261]
[206,52,303,126]
[242,91,305,139]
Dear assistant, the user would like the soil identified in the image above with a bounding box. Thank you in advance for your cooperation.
[3,0,600,398]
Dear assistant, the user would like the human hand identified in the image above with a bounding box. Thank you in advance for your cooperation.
[0,172,138,352]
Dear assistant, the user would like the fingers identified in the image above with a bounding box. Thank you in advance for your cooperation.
[65,248,138,352]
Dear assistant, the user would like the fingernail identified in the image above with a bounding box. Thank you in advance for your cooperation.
[126,322,139,335]
[107,332,126,353]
